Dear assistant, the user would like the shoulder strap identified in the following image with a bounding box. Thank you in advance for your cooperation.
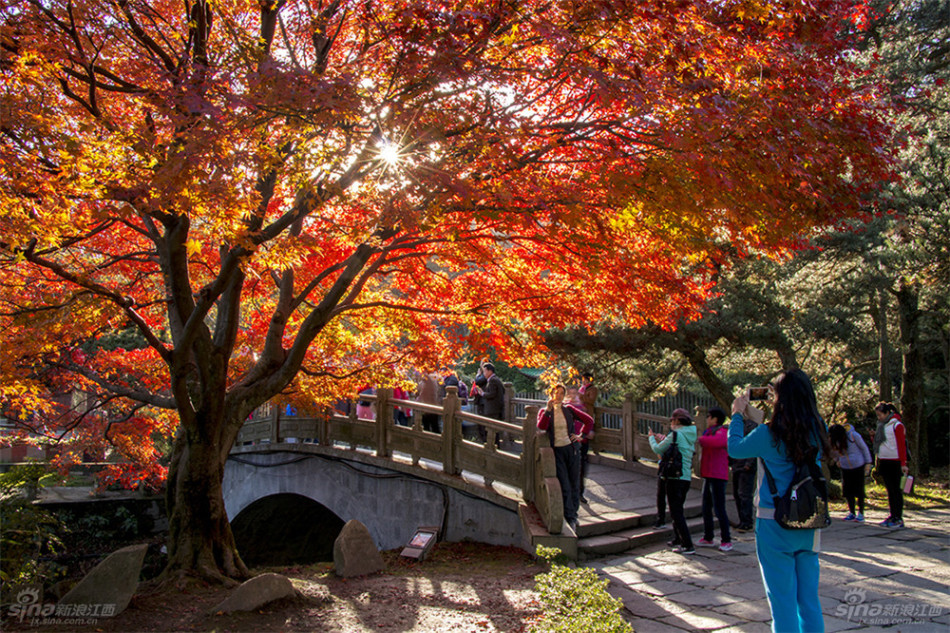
[761,460,779,497]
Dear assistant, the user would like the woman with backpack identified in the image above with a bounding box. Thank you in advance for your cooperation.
[829,423,872,522]
[648,408,697,555]
[728,369,831,633]
[873,402,908,528]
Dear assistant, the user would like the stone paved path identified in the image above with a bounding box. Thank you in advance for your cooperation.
[584,504,950,632]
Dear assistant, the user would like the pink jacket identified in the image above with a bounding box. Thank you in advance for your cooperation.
[698,424,729,480]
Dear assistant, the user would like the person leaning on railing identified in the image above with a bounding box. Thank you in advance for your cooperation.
[537,383,593,534]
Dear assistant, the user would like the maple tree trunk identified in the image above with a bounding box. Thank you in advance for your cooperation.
[161,421,249,584]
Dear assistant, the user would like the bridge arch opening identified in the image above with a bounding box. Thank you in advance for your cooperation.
[231,493,345,566]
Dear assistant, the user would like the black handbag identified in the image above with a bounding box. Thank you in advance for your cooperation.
[657,431,683,479]
[761,459,831,530]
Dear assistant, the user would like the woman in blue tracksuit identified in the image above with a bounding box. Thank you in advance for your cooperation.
[729,369,830,633]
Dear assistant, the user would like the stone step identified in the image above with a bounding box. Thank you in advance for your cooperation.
[577,515,709,560]
[577,501,703,538]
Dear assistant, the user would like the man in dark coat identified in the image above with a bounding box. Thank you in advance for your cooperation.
[481,363,505,421]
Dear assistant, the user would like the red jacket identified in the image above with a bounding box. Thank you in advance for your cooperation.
[699,424,729,480]
[537,404,593,448]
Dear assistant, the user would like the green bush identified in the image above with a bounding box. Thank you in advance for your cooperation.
[0,462,49,498]
[0,497,68,602]
[530,546,632,633]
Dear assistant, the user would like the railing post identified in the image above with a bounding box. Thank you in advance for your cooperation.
[622,395,637,462]
[270,406,280,444]
[376,388,392,458]
[523,405,539,503]
[442,386,459,475]
[319,407,330,446]
[503,382,515,424]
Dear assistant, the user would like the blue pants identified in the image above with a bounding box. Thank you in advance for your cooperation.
[755,518,823,633]
[702,477,731,543]
[553,443,581,524]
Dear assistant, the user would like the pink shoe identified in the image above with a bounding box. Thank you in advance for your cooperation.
[719,542,734,552]
[697,538,716,547]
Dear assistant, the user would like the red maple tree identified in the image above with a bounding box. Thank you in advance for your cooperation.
[0,0,891,580]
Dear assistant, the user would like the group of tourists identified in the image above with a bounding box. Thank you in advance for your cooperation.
[535,367,911,633]
[656,372,911,633]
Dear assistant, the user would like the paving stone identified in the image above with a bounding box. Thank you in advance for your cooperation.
[680,571,736,589]
[625,579,695,597]
[823,614,868,631]
[607,584,683,620]
[710,621,771,633]
[657,606,742,630]
[602,568,661,586]
[821,582,893,606]
[716,597,773,622]
[717,580,767,601]
[822,558,901,579]
[665,588,743,608]
[623,616,693,632]
[855,571,948,603]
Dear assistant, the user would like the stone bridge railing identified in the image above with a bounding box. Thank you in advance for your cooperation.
[234,386,706,535]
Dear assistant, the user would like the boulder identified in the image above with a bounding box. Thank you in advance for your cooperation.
[211,573,297,614]
[333,519,384,577]
[58,543,148,616]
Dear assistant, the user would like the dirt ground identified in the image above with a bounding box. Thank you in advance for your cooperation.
[5,543,546,633]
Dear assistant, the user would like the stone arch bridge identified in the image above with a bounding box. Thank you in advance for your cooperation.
[225,386,706,560]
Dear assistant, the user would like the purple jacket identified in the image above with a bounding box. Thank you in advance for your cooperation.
[698,424,729,480]
[832,426,872,469]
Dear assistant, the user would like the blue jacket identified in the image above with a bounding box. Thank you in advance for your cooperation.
[728,413,824,517]
[649,424,696,481]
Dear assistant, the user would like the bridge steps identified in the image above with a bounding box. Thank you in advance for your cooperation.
[576,504,704,560]
[575,459,726,560]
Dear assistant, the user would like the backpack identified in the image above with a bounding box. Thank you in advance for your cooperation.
[657,431,683,479]
[761,457,831,530]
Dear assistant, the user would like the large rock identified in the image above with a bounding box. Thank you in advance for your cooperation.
[58,543,148,616]
[211,573,297,614]
[333,519,384,577]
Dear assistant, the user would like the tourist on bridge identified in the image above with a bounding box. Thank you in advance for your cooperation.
[577,372,598,504]
[649,408,697,555]
[417,371,441,434]
[537,383,593,533]
[481,363,505,421]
